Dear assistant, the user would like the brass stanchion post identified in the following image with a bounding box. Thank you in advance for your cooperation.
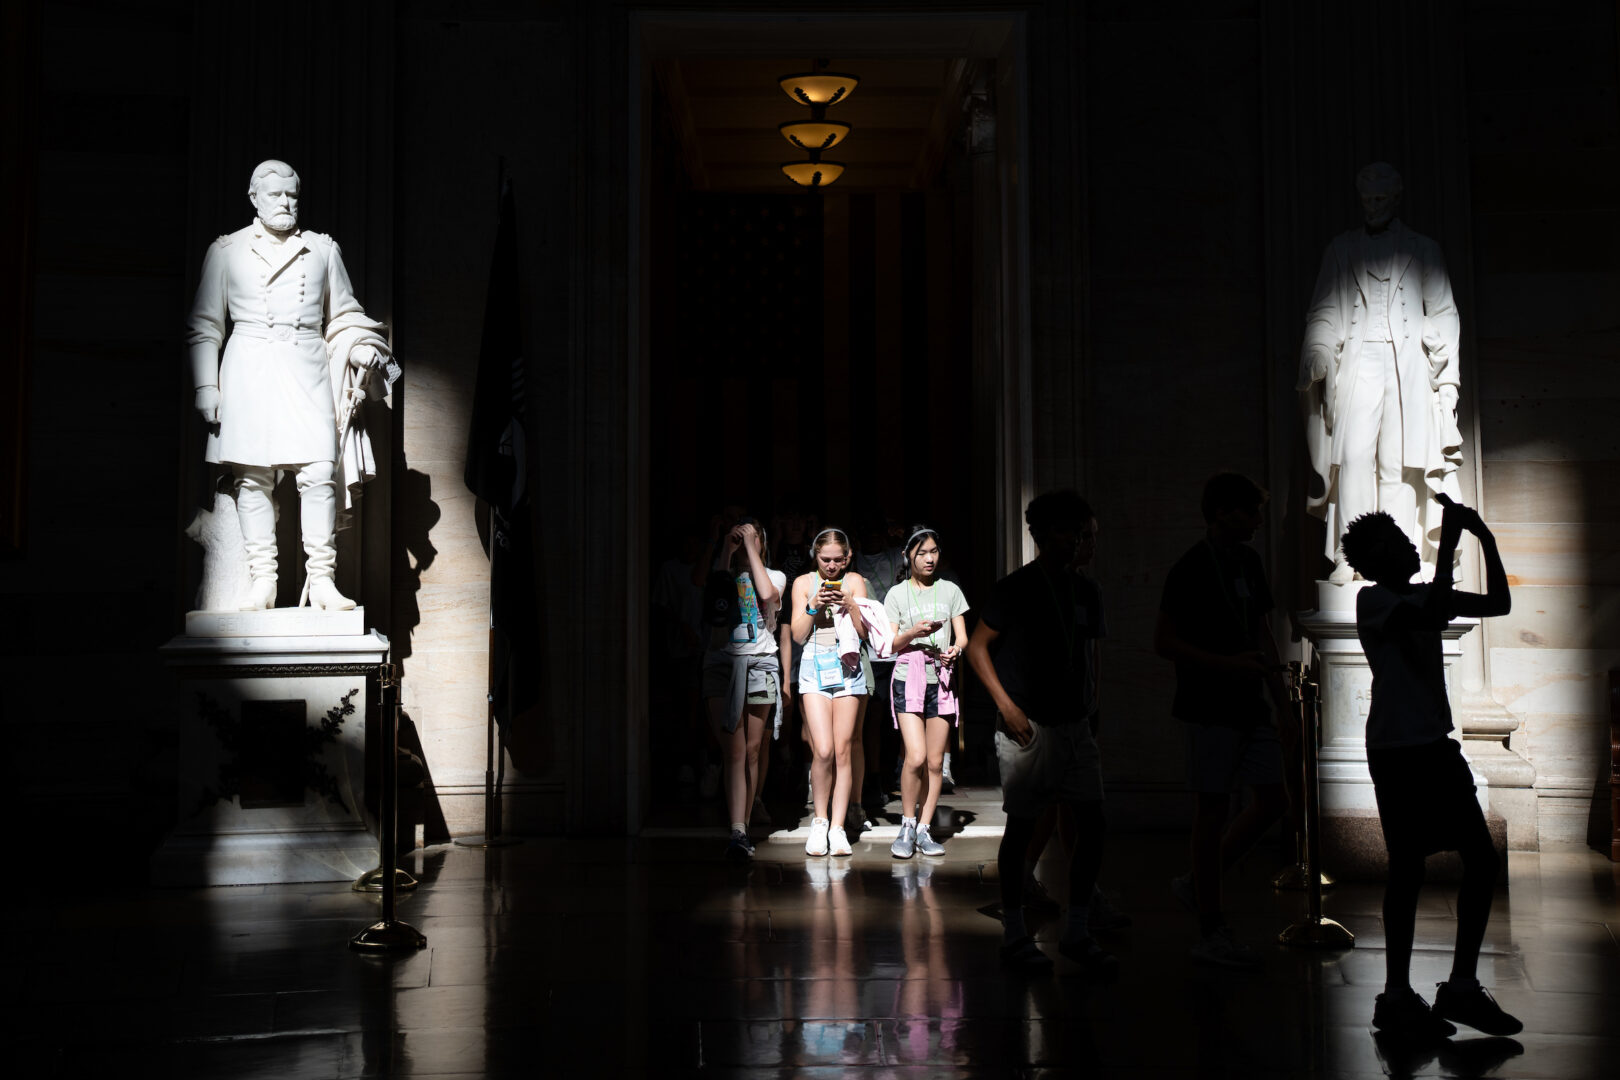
[351,658,427,951]
[1280,659,1354,948]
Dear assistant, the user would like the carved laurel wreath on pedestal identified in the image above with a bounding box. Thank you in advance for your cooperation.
[194,688,356,814]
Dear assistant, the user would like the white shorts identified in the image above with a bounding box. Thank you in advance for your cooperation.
[995,718,1104,818]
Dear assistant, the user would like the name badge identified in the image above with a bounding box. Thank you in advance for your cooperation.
[814,649,843,690]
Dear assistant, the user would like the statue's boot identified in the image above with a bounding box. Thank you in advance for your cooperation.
[297,461,355,611]
[309,576,356,611]
[241,578,277,610]
[235,465,279,609]
[1328,557,1355,585]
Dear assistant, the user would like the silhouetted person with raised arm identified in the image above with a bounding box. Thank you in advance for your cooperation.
[968,492,1115,978]
[1343,499,1522,1041]
[1156,473,1290,969]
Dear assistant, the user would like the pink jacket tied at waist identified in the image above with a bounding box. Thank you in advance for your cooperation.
[891,649,958,721]
[832,597,894,668]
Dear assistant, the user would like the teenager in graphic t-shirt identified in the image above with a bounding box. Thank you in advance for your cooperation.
[967,491,1117,979]
[699,519,787,862]
[1155,473,1290,970]
[884,525,970,860]
[1343,500,1522,1042]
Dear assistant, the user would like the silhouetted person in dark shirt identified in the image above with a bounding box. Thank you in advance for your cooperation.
[1155,473,1290,969]
[968,491,1115,978]
[1343,499,1522,1041]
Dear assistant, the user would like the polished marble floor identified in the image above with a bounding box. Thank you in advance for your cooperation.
[10,790,1618,1078]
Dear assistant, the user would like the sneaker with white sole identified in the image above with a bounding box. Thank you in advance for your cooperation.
[915,823,946,856]
[828,825,853,856]
[806,817,830,857]
[1190,926,1262,970]
[725,829,753,862]
[1089,885,1132,931]
[891,820,917,859]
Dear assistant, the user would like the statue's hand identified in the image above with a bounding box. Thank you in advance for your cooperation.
[1437,384,1459,416]
[348,344,384,371]
[194,386,220,424]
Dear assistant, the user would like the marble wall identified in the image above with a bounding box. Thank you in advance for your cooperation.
[1466,1,1620,848]
[393,5,575,835]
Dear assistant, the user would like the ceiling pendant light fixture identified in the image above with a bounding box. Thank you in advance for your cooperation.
[781,153,846,189]
[777,65,860,109]
[777,58,857,189]
[778,119,850,152]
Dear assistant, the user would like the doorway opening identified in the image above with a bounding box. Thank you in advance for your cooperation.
[631,12,1030,834]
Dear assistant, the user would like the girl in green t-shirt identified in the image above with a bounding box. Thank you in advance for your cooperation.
[883,525,970,858]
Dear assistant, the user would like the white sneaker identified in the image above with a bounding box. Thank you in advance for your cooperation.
[828,825,853,857]
[1191,927,1262,970]
[915,823,946,856]
[891,820,917,859]
[806,817,830,857]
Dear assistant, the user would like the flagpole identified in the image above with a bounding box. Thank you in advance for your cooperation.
[457,499,521,848]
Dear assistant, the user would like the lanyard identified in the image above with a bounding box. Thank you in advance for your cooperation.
[908,579,941,648]
[1203,540,1251,640]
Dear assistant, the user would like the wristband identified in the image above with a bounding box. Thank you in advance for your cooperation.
[804,603,818,616]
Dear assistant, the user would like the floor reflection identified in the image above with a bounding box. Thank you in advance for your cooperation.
[9,815,1617,1077]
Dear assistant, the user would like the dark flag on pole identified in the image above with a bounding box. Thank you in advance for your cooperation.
[464,178,539,736]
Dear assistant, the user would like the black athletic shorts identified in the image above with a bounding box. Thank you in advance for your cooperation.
[1367,736,1488,859]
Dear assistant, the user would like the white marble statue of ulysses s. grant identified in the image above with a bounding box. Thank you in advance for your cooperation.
[1297,162,1465,586]
[188,160,396,612]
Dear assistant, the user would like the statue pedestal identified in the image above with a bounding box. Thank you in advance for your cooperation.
[1299,582,1503,880]
[154,611,387,886]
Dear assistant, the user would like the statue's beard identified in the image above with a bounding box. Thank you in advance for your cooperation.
[262,211,298,232]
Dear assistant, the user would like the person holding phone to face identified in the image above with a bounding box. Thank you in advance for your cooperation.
[885,525,970,859]
[789,528,869,857]
[699,516,786,862]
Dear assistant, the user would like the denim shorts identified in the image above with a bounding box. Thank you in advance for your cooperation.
[797,640,867,700]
